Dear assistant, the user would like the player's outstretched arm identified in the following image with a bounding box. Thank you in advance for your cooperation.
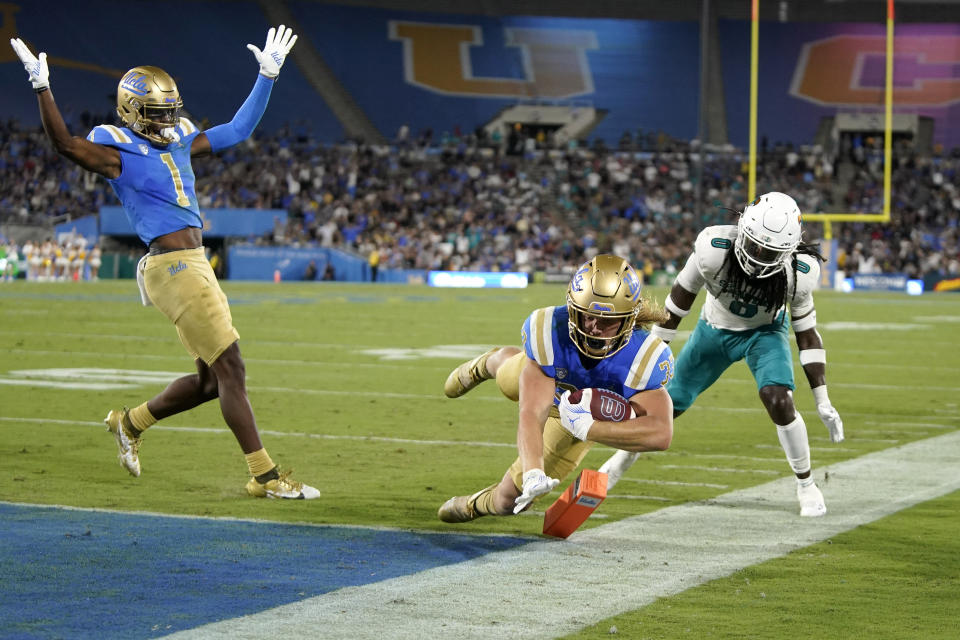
[9,37,120,178]
[568,386,674,452]
[192,25,298,157]
[512,359,559,513]
[794,320,844,443]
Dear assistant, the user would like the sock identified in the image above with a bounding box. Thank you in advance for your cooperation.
[776,413,811,476]
[127,403,157,437]
[470,484,500,516]
[245,448,276,480]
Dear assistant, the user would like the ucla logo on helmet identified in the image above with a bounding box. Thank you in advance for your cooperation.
[121,71,149,96]
[572,265,589,292]
[624,269,641,301]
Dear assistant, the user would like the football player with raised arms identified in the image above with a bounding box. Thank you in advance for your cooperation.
[437,254,675,523]
[602,192,844,516]
[10,27,320,499]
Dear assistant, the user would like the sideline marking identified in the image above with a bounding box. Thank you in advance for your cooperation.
[163,430,960,640]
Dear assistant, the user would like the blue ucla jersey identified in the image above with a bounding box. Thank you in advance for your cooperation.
[86,119,203,246]
[522,305,674,403]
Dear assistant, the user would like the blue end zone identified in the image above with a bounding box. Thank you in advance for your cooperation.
[0,503,531,638]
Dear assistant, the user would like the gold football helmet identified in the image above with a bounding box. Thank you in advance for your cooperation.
[567,254,643,359]
[116,66,182,145]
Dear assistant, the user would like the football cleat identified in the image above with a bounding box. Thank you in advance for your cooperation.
[444,348,497,398]
[104,408,141,477]
[245,469,320,500]
[438,495,482,523]
[797,481,827,517]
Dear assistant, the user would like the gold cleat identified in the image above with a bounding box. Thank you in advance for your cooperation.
[443,348,498,398]
[438,495,482,523]
[104,408,142,477]
[245,469,320,500]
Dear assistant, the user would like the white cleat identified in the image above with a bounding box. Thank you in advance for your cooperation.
[797,481,827,517]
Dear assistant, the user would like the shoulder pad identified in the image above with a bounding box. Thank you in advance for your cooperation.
[792,255,822,293]
[178,117,200,138]
[623,335,673,391]
[522,306,558,366]
[693,225,736,279]
[86,124,136,146]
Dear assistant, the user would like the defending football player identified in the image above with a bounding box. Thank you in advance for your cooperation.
[10,27,320,499]
[602,192,843,517]
[437,254,675,522]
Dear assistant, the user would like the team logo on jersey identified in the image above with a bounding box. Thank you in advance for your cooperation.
[139,144,149,155]
[556,367,568,380]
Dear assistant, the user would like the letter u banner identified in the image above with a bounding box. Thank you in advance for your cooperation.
[389,21,597,99]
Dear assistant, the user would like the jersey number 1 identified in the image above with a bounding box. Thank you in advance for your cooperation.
[160,153,190,207]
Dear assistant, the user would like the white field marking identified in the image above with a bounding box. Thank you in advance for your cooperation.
[161,429,960,640]
[616,477,730,489]
[821,321,932,331]
[605,495,673,501]
[0,379,133,390]
[913,315,960,322]
[841,435,903,443]
[865,421,957,430]
[0,329,376,351]
[2,365,955,399]
[359,345,495,361]
[656,464,782,475]
[0,416,520,450]
[2,412,955,454]
[0,416,887,469]
[2,349,454,371]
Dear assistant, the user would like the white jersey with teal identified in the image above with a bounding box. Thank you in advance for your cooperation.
[675,225,820,331]
[522,305,674,402]
[86,118,203,246]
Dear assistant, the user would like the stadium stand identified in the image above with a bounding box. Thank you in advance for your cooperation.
[1,1,958,288]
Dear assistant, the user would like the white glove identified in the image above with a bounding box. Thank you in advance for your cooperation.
[513,468,559,514]
[598,449,641,490]
[247,24,297,78]
[558,389,595,441]
[812,386,844,443]
[10,37,49,90]
[817,403,844,443]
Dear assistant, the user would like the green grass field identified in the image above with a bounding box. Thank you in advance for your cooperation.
[1,280,958,638]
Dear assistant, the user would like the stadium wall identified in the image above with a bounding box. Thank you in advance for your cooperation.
[6,1,960,149]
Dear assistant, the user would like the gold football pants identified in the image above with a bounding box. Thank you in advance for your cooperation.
[143,247,239,366]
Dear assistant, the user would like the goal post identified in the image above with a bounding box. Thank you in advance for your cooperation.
[747,0,895,225]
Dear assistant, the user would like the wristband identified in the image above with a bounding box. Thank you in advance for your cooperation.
[35,86,49,94]
[792,311,817,332]
[812,385,829,405]
[650,325,676,343]
[665,295,691,318]
[799,349,826,365]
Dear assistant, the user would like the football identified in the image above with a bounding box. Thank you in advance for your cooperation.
[566,388,638,422]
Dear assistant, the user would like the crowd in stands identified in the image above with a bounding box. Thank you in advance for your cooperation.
[0,234,101,282]
[1,116,958,285]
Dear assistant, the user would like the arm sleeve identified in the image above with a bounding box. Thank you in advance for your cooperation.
[204,74,274,152]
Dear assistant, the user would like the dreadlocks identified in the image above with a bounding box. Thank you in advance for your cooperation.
[718,241,826,319]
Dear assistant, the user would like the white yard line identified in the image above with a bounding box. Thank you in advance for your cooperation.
[162,430,960,640]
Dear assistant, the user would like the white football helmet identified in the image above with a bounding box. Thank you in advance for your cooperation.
[735,192,802,279]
